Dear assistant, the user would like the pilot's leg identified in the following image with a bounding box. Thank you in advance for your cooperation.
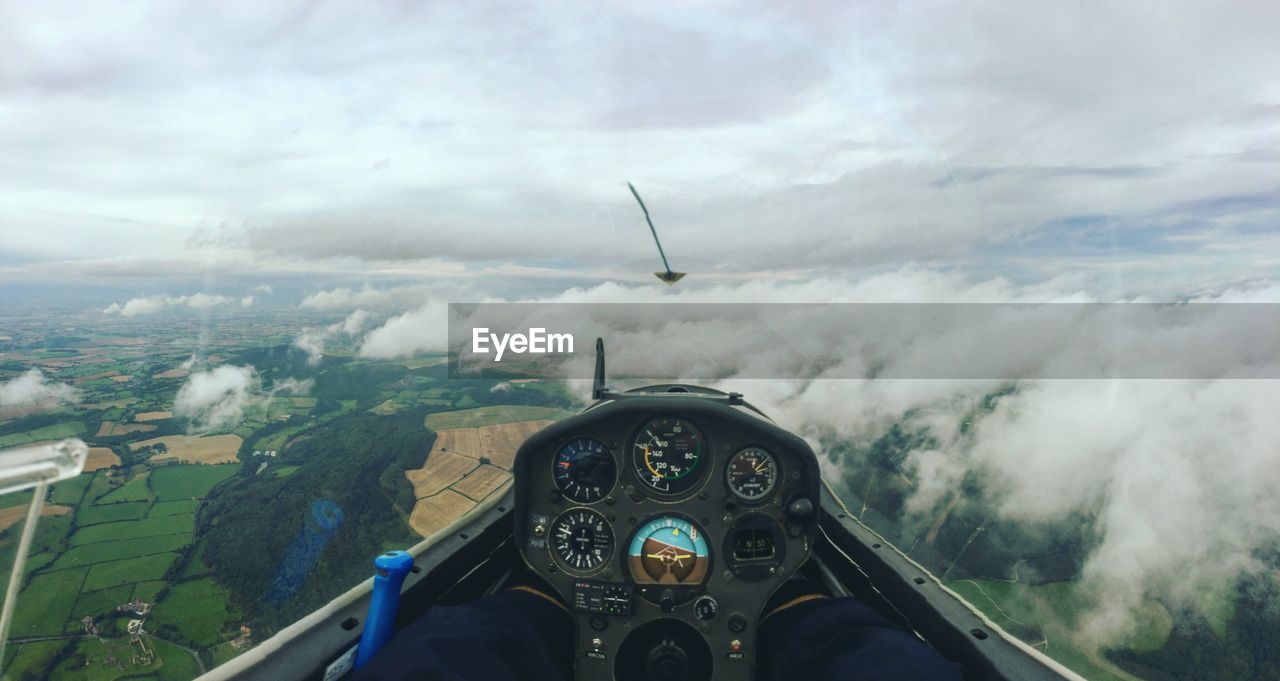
[353,581,572,681]
[757,585,964,681]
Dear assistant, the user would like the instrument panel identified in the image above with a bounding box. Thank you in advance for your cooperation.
[514,392,821,681]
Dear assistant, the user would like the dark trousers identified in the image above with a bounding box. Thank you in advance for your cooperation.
[354,590,964,680]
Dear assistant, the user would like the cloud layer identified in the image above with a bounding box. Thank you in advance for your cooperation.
[2,2,1277,293]
[0,369,80,413]
[103,293,234,316]
[173,365,311,433]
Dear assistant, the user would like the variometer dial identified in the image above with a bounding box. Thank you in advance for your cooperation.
[725,447,778,502]
[550,508,614,574]
[553,438,615,503]
[631,417,705,496]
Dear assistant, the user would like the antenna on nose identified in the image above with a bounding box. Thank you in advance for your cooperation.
[592,337,609,400]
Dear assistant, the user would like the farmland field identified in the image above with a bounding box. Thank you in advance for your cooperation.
[133,434,242,465]
[83,553,180,591]
[423,405,571,430]
[151,464,237,500]
[52,534,191,569]
[69,514,195,546]
[76,501,149,526]
[8,568,87,636]
[149,499,200,517]
[50,473,93,504]
[95,473,152,504]
[84,447,121,471]
[95,421,156,437]
[0,502,70,532]
[149,578,243,647]
[0,421,86,448]
[407,489,476,537]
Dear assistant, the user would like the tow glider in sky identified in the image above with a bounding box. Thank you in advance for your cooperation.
[627,182,686,285]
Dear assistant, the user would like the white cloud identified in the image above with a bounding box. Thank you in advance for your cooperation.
[103,293,235,316]
[173,365,312,434]
[299,284,464,312]
[357,302,448,359]
[292,309,375,365]
[240,295,254,307]
[0,369,80,412]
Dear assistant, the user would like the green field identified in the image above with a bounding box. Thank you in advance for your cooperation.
[148,637,204,681]
[252,421,314,452]
[181,542,212,578]
[0,421,86,448]
[68,514,195,546]
[134,579,168,603]
[95,474,153,504]
[9,567,87,636]
[52,533,191,569]
[424,405,574,430]
[3,640,71,681]
[151,464,238,501]
[70,583,135,619]
[50,473,94,505]
[150,578,243,647]
[82,553,179,592]
[0,490,32,508]
[270,465,300,478]
[81,470,115,505]
[149,499,200,517]
[77,500,150,525]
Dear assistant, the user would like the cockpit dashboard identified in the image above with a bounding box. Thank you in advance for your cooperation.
[514,386,821,681]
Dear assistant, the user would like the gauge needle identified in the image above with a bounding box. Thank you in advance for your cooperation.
[647,553,692,561]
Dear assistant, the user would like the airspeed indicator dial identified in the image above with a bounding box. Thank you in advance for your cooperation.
[726,447,778,502]
[550,508,614,574]
[632,417,705,496]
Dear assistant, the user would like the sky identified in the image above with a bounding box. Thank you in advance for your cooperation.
[2,1,1278,303]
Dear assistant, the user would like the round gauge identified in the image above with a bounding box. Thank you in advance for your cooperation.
[627,516,710,585]
[725,447,779,502]
[553,438,616,503]
[631,417,706,496]
[550,508,614,574]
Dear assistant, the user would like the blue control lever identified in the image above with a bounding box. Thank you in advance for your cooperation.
[354,550,414,669]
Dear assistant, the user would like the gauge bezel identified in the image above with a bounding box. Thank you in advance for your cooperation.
[724,446,781,504]
[551,437,618,504]
[625,513,714,605]
[548,506,615,576]
[628,416,711,501]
